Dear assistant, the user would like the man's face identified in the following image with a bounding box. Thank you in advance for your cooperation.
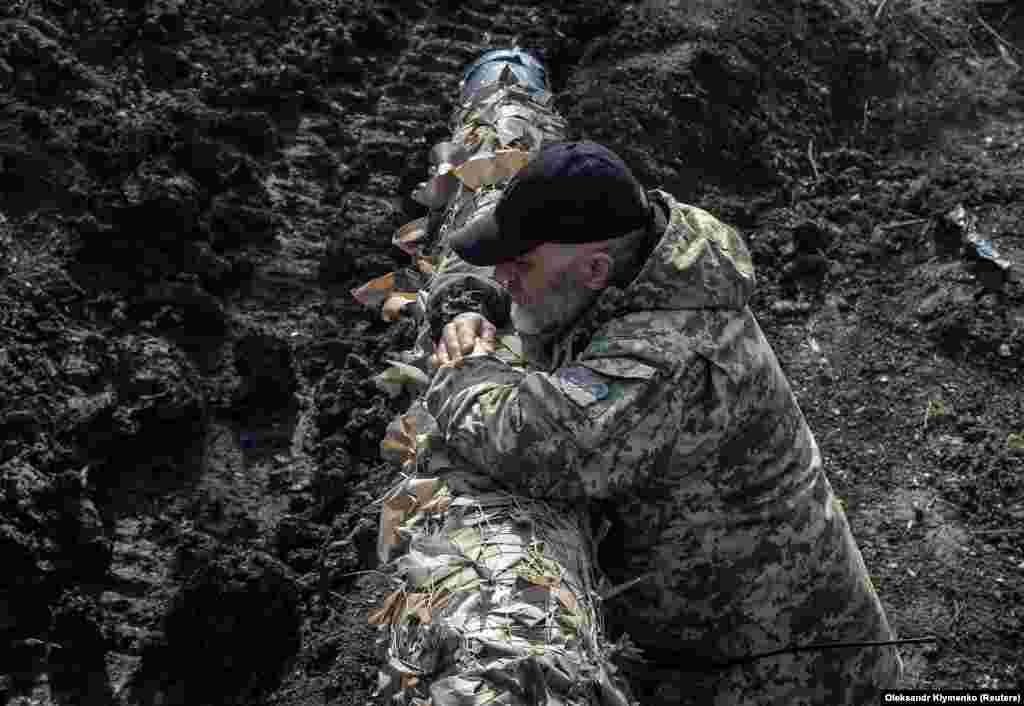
[494,243,601,335]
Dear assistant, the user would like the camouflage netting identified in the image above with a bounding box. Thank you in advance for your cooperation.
[352,50,568,347]
[373,407,630,705]
[353,51,634,705]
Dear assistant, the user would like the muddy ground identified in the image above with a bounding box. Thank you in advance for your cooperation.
[0,0,1021,704]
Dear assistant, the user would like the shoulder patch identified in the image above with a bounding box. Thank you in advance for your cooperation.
[555,366,610,407]
[581,357,660,380]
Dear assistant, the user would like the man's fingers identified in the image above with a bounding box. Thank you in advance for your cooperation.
[457,320,477,353]
[437,315,497,365]
[472,337,495,356]
[443,324,462,362]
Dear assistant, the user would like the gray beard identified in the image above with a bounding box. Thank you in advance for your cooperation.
[510,271,598,336]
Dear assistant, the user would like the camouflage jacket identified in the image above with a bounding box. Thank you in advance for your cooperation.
[424,190,902,705]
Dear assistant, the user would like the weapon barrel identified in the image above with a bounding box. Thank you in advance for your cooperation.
[369,50,633,706]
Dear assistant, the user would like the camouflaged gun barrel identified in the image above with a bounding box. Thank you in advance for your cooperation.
[359,50,635,706]
[351,48,567,321]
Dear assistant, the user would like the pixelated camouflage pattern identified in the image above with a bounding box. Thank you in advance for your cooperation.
[424,189,903,705]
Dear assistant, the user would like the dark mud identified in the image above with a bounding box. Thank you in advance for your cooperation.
[1,0,1021,704]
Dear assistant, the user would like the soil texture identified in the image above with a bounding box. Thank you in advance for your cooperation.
[0,0,1021,704]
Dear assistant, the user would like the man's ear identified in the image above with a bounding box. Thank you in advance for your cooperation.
[578,251,613,291]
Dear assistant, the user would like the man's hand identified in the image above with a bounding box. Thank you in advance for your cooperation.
[430,313,497,369]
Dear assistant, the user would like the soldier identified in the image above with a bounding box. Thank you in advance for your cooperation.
[424,140,903,705]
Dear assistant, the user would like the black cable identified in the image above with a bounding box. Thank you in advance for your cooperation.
[632,635,940,673]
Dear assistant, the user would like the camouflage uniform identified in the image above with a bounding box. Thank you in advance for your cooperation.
[425,189,903,705]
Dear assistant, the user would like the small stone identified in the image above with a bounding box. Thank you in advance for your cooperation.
[998,343,1011,357]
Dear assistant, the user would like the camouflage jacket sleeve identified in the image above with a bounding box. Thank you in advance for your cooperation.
[424,348,709,500]
[424,250,511,342]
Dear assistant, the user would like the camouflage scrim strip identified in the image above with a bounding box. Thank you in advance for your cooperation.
[373,463,632,705]
[369,54,632,705]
